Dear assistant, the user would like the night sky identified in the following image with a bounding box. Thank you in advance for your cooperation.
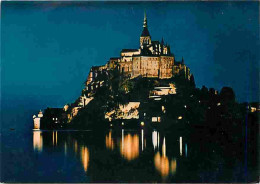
[1,1,259,130]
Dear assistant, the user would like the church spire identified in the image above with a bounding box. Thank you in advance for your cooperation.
[140,10,151,48]
[143,10,147,28]
[161,37,164,45]
[140,10,150,37]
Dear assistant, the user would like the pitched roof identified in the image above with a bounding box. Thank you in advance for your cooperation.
[141,27,150,37]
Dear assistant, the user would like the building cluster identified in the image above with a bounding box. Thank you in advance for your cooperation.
[85,12,191,93]
[33,110,43,129]
[75,12,191,122]
[149,83,176,101]
[34,12,194,128]
[104,83,176,121]
[105,102,141,121]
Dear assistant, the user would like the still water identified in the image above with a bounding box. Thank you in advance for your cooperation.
[1,128,255,182]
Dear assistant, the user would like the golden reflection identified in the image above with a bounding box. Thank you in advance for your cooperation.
[33,131,43,152]
[162,137,166,157]
[52,131,54,145]
[52,131,58,146]
[154,152,170,177]
[105,131,114,150]
[56,131,58,145]
[170,159,177,175]
[80,146,89,172]
[154,136,177,178]
[154,152,177,178]
[74,140,78,153]
[120,134,139,161]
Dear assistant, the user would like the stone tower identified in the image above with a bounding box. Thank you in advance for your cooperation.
[140,11,151,49]
[33,110,43,130]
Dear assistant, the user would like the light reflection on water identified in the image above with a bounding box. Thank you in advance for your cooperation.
[153,132,177,179]
[120,133,139,161]
[81,146,89,172]
[33,129,188,180]
[105,129,149,161]
[180,136,182,156]
[33,131,43,152]
[105,131,114,150]
[152,130,160,151]
[74,140,78,153]
[185,143,188,157]
[29,129,254,182]
[33,131,90,173]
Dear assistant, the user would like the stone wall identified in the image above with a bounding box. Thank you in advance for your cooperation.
[159,56,174,79]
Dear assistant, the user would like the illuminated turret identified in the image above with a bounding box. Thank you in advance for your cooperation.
[33,110,43,130]
[140,11,151,48]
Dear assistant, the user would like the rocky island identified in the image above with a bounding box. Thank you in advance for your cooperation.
[34,13,259,137]
[3,1,259,182]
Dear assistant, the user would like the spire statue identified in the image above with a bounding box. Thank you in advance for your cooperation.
[143,10,147,28]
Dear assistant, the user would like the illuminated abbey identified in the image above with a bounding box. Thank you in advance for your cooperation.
[86,12,191,86]
[36,11,257,134]
[61,12,194,122]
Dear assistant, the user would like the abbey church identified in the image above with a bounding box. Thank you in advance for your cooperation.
[41,12,194,124]
[86,12,191,86]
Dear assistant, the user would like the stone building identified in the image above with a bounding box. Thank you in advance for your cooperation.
[33,110,43,129]
[85,12,191,92]
[105,102,141,121]
[58,12,194,123]
[173,57,191,79]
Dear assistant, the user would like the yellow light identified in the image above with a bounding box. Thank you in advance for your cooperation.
[105,131,114,150]
[81,146,89,172]
[120,134,139,161]
[141,122,145,126]
[122,122,124,126]
[33,131,43,152]
[170,159,177,175]
[154,152,170,178]
[110,124,113,127]
[178,116,182,120]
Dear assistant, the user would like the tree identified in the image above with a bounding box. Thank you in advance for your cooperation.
[220,87,235,104]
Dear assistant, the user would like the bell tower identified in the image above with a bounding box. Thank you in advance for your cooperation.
[140,11,151,48]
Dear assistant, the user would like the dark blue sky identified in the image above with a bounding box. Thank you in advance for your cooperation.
[1,1,259,129]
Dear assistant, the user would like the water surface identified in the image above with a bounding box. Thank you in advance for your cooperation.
[1,127,256,183]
